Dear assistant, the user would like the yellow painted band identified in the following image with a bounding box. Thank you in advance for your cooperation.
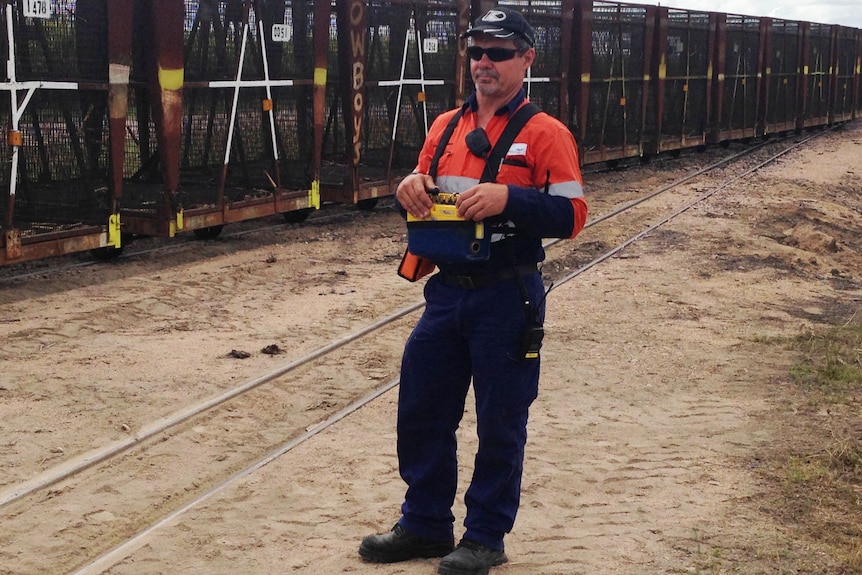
[310,180,321,210]
[159,67,184,91]
[108,214,122,249]
[314,67,327,86]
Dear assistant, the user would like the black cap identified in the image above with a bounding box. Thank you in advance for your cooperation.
[461,7,535,47]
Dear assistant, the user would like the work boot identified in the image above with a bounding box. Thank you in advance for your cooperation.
[437,538,508,575]
[359,523,454,563]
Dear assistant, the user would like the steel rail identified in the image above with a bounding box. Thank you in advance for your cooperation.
[0,300,423,509]
[546,137,774,256]
[550,130,827,289]
[71,378,402,575]
[65,127,831,575]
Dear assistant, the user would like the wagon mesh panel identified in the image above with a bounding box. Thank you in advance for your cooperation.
[833,27,857,121]
[805,23,832,123]
[3,91,111,224]
[1,0,112,229]
[585,2,648,153]
[174,0,316,206]
[662,9,711,141]
[515,3,566,122]
[14,0,103,83]
[766,19,800,131]
[720,15,760,133]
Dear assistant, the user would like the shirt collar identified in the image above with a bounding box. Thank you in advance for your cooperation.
[466,88,527,116]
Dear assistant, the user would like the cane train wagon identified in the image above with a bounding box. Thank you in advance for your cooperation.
[1,0,860,266]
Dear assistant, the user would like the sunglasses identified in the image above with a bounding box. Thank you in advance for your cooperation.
[466,45,520,62]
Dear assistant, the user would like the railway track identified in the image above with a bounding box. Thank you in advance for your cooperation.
[0,129,831,574]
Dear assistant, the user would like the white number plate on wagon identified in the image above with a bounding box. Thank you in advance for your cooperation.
[24,0,52,19]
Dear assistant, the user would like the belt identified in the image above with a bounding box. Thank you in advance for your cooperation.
[438,263,538,290]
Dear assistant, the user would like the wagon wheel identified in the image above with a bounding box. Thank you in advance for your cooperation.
[356,198,378,211]
[89,245,124,261]
[193,225,224,240]
[283,208,314,224]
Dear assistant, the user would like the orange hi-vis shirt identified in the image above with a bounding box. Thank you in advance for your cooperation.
[415,91,587,251]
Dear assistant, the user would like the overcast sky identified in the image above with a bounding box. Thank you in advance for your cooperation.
[621,0,862,29]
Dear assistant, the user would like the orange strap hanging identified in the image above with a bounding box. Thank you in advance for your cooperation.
[397,248,436,282]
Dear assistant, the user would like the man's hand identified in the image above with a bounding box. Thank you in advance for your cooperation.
[456,183,509,221]
[395,173,435,219]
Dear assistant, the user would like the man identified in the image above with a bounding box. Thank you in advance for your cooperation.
[360,7,587,575]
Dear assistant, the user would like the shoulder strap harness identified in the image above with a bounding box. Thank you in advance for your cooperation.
[429,102,541,182]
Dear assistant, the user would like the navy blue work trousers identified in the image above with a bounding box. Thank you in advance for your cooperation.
[396,271,545,550]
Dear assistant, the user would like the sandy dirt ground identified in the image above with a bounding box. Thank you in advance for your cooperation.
[1,120,861,575]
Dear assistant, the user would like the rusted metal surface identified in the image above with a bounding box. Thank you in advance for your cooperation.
[455,0,471,106]
[149,0,185,197]
[313,0,330,185]
[856,30,862,119]
[108,2,133,202]
[856,30,862,118]
[337,0,366,203]
[1,227,107,266]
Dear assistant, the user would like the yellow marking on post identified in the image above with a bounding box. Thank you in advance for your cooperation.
[418,92,426,102]
[159,67,184,91]
[581,73,591,83]
[108,214,122,249]
[7,130,22,146]
[309,180,321,209]
[262,99,273,111]
[314,67,327,86]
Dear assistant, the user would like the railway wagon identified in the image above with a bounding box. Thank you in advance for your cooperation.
[0,0,860,268]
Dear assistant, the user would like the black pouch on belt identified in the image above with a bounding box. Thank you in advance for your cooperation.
[519,322,544,361]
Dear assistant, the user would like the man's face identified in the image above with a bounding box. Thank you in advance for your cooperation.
[468,34,535,98]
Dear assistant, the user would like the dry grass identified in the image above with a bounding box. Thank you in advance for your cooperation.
[685,316,862,574]
[760,316,862,573]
